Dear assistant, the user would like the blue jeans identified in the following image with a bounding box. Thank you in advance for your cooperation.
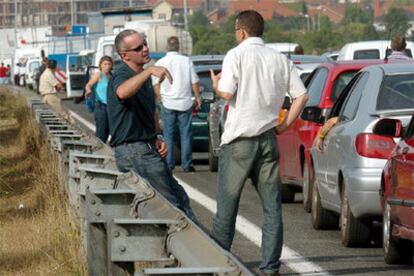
[161,106,193,170]
[114,141,195,221]
[211,129,283,274]
[94,101,109,143]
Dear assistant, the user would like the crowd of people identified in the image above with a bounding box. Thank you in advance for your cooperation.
[1,9,412,275]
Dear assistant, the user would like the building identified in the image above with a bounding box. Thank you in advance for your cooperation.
[0,0,146,33]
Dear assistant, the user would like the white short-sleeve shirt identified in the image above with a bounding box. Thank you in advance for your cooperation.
[218,37,307,145]
[152,52,199,111]
[39,68,59,96]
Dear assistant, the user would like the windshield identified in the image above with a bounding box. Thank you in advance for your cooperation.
[377,73,414,110]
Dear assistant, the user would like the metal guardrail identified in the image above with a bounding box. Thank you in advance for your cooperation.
[25,96,253,276]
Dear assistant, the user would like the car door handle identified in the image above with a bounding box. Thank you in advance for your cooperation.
[402,147,409,155]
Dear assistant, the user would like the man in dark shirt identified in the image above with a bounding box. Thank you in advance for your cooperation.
[107,29,195,220]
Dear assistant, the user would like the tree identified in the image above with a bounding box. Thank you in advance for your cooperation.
[383,7,410,37]
[341,3,373,25]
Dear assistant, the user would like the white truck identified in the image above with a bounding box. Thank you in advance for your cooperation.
[337,40,414,60]
[93,20,192,69]
[13,47,46,85]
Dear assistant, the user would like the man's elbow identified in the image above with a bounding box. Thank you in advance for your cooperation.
[116,88,128,100]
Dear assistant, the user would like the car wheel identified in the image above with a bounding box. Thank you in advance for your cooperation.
[208,137,218,172]
[383,202,414,264]
[311,179,338,229]
[340,185,371,247]
[281,184,295,203]
[302,162,313,213]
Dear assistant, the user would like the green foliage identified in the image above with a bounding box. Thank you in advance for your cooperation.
[189,10,209,26]
[341,3,373,25]
[383,7,410,37]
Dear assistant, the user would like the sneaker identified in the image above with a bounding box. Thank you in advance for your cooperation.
[183,166,196,173]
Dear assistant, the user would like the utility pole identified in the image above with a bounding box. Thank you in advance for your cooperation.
[183,0,188,31]
[14,0,18,48]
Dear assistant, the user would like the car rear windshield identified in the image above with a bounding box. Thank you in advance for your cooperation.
[377,73,414,110]
[353,50,380,59]
[330,71,358,102]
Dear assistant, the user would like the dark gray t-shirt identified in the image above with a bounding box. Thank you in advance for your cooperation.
[107,62,156,147]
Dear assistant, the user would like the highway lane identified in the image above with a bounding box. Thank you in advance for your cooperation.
[63,98,413,276]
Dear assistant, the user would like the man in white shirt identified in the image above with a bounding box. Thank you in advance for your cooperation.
[39,59,74,124]
[210,10,308,276]
[152,36,201,172]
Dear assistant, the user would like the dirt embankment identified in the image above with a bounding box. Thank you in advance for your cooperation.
[0,88,86,275]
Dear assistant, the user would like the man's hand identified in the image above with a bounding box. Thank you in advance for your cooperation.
[194,96,202,110]
[210,69,221,91]
[155,138,168,158]
[150,66,173,84]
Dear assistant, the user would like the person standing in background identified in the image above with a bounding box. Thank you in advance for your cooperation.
[39,59,75,124]
[152,36,201,172]
[0,63,7,84]
[388,36,412,60]
[85,56,113,143]
[210,10,308,276]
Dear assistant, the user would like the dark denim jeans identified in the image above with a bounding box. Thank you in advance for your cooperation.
[114,141,195,221]
[161,106,193,170]
[94,101,109,143]
[211,129,283,274]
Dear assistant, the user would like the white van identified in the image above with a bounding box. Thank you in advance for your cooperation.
[265,42,299,55]
[337,40,414,60]
[13,47,45,85]
[24,57,41,89]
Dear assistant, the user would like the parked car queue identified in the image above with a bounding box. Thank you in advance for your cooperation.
[206,57,414,265]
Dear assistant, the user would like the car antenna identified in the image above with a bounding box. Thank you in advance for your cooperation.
[384,29,393,62]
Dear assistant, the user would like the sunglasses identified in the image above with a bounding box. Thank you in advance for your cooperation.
[124,40,148,53]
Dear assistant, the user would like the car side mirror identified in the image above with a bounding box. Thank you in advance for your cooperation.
[301,106,324,124]
[372,118,402,137]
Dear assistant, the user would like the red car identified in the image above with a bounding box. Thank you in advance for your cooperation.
[380,116,414,264]
[277,60,388,211]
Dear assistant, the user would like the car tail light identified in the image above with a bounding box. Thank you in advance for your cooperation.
[224,104,229,113]
[355,133,396,159]
[192,107,198,117]
[293,61,301,64]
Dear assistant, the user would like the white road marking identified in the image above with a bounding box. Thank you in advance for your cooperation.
[71,111,330,275]
[69,111,96,132]
[177,178,330,275]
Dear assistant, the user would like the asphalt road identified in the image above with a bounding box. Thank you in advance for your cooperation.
[62,98,413,276]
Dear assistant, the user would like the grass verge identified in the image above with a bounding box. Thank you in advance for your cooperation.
[0,88,86,275]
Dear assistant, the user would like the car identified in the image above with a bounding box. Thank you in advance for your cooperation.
[24,57,41,90]
[162,64,221,165]
[289,54,330,64]
[308,62,414,247]
[337,40,414,61]
[190,55,224,66]
[265,42,299,55]
[208,59,326,172]
[277,60,389,209]
[379,115,414,264]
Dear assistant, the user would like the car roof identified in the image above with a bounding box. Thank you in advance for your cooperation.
[363,61,414,74]
[190,55,224,66]
[289,54,330,64]
[194,64,221,73]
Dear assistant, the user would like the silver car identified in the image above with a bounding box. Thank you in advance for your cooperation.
[307,62,414,247]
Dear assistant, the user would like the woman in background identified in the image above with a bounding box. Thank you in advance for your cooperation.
[85,56,113,143]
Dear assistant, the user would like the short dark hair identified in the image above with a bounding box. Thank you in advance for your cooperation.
[115,29,139,54]
[294,45,304,55]
[391,36,406,51]
[235,10,264,37]
[167,36,179,51]
[48,59,57,69]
